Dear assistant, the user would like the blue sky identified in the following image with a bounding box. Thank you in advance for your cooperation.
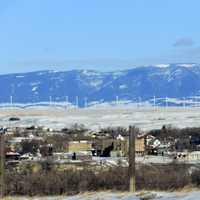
[0,0,200,74]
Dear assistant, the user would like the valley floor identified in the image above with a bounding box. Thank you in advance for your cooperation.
[1,106,200,131]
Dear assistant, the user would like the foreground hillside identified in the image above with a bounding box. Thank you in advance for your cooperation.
[1,63,200,105]
[4,191,200,200]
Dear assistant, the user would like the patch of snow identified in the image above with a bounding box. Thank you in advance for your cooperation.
[112,71,126,76]
[178,64,197,68]
[30,82,41,86]
[89,80,103,88]
[155,64,170,68]
[119,84,128,89]
[15,75,25,78]
[32,86,38,92]
[81,70,100,76]
[49,70,59,73]
[8,191,200,199]
[167,69,184,82]
[38,72,46,75]
[112,71,126,79]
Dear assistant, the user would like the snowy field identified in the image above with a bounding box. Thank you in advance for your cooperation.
[5,191,200,200]
[1,106,200,131]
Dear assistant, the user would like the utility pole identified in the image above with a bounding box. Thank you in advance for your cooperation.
[129,126,136,193]
[0,129,5,198]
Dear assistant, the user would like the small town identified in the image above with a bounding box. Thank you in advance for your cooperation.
[3,118,200,167]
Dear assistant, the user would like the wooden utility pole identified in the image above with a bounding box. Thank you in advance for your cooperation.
[0,132,5,198]
[129,126,136,193]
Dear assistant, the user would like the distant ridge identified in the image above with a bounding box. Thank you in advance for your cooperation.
[1,63,200,106]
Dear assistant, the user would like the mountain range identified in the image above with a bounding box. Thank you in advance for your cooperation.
[1,63,200,106]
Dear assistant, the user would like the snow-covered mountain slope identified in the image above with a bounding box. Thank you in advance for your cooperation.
[1,63,200,106]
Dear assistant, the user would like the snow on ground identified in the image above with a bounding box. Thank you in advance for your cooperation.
[0,105,200,131]
[0,106,200,131]
[5,191,200,199]
[93,156,173,165]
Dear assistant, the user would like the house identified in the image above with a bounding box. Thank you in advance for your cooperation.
[135,136,146,156]
[8,136,44,145]
[67,140,93,153]
[94,135,146,157]
[157,144,171,155]
[120,136,146,156]
[146,135,171,155]
[146,135,161,148]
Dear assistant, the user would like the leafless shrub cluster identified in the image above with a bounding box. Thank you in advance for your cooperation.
[3,162,196,196]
